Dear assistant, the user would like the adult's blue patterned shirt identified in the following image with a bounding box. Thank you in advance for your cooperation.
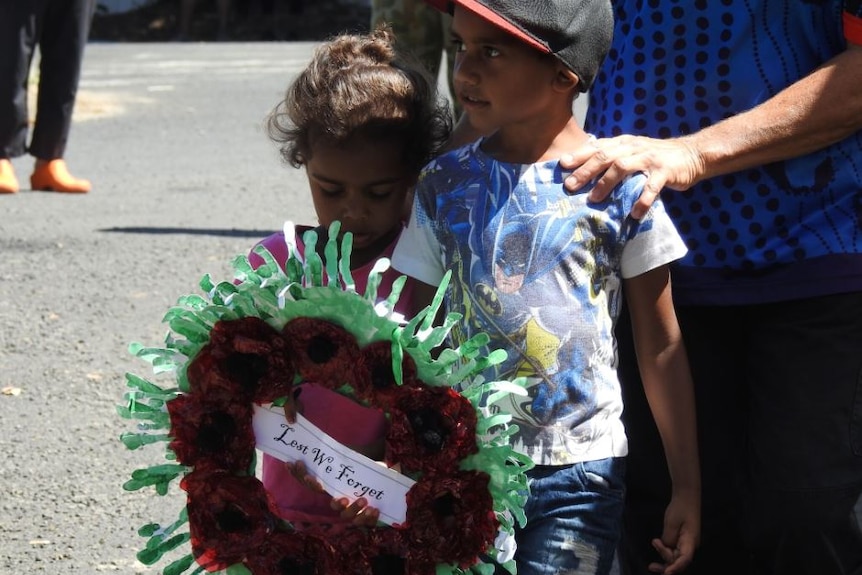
[586,0,862,305]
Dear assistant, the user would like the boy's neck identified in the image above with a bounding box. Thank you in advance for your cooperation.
[481,106,590,165]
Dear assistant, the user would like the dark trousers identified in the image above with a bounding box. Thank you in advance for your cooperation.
[0,0,95,160]
[617,292,862,575]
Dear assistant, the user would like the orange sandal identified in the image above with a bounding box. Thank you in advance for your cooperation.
[0,159,19,194]
[30,159,91,194]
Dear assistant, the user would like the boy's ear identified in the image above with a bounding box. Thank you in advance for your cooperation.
[553,68,580,93]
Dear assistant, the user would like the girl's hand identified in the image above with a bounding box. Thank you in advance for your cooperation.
[284,460,326,494]
[287,457,384,526]
[331,495,380,526]
[285,458,382,526]
[282,387,304,424]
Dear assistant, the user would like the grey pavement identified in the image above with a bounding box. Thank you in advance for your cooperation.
[0,42,859,575]
[0,42,317,574]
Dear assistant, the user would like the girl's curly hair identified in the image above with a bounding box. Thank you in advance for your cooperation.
[267,25,452,173]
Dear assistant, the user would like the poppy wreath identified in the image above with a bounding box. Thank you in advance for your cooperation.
[119,222,533,575]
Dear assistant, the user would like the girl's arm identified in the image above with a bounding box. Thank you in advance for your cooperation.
[624,265,701,575]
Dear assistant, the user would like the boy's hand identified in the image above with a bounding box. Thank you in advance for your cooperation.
[648,492,700,574]
[331,496,380,526]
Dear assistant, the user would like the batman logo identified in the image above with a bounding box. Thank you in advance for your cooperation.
[474,283,502,316]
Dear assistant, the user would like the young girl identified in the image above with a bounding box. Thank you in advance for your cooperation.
[248,26,451,527]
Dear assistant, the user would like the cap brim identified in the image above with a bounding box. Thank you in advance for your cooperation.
[450,0,550,56]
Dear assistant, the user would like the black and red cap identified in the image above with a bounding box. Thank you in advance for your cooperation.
[427,0,613,92]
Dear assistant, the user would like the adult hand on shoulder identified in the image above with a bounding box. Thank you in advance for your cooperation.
[560,135,704,220]
[648,490,701,574]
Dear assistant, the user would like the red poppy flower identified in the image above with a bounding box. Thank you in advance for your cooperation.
[282,318,367,392]
[366,528,436,575]
[186,317,295,403]
[318,527,371,575]
[355,341,421,409]
[181,470,278,571]
[166,394,254,472]
[243,530,334,575]
[386,386,479,475]
[184,347,242,400]
[404,471,499,568]
[319,527,430,575]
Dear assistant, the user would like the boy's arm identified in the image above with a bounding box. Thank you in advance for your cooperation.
[624,265,701,575]
[391,188,447,320]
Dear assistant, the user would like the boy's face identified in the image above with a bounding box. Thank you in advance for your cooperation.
[450,6,565,136]
[304,134,413,267]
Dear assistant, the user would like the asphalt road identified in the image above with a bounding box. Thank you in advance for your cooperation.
[0,41,859,575]
[0,42,318,574]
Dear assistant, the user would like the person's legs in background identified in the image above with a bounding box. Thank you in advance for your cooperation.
[743,293,862,575]
[177,0,231,41]
[255,0,281,40]
[0,0,39,194]
[28,0,94,193]
[176,0,195,41]
[371,0,464,215]
[277,0,305,41]
[370,0,454,106]
[0,0,93,194]
[215,0,230,40]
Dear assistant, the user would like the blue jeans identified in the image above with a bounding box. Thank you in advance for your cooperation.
[514,457,626,575]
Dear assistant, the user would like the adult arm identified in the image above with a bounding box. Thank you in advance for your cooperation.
[624,266,701,574]
[562,43,862,219]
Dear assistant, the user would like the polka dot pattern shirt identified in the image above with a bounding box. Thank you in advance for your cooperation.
[586,0,862,305]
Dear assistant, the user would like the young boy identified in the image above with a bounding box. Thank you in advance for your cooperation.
[391,1,701,574]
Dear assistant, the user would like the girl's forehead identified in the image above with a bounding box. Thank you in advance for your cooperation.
[310,133,405,157]
[306,136,411,186]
